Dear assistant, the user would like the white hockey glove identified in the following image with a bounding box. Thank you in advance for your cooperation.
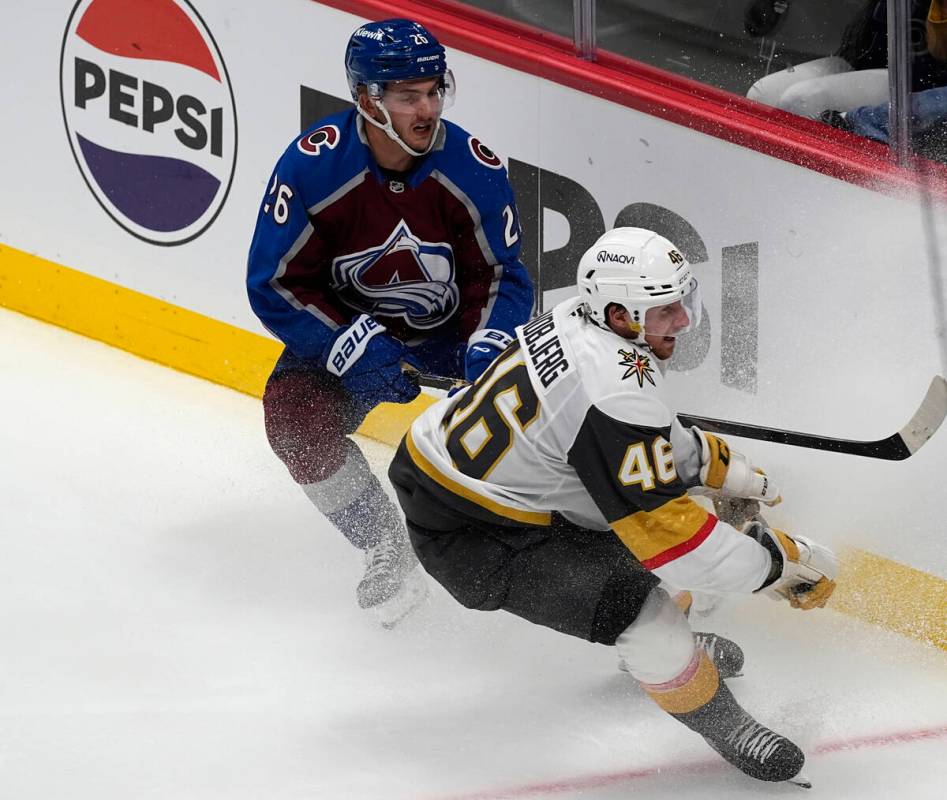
[746,522,838,610]
[693,427,781,506]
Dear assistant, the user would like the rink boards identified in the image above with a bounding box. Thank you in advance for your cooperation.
[1,0,945,647]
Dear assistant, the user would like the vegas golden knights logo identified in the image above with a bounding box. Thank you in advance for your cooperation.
[618,348,656,388]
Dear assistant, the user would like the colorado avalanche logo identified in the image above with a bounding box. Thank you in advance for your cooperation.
[297,125,340,156]
[60,0,237,245]
[618,348,656,388]
[331,221,459,329]
[468,137,503,170]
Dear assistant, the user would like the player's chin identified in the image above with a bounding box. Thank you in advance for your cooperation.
[654,337,677,359]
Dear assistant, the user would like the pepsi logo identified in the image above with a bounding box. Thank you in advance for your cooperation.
[60,0,237,246]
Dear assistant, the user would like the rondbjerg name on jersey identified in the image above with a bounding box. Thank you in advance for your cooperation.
[522,312,569,389]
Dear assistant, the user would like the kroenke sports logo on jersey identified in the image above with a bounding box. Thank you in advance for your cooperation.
[60,0,237,245]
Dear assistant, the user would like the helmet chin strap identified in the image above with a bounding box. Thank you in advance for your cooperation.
[357,103,441,158]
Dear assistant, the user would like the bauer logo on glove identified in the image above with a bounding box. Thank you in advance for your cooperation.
[464,328,513,382]
[693,427,781,506]
[326,314,386,377]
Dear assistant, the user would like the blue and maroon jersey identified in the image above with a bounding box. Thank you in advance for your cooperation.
[246,109,534,366]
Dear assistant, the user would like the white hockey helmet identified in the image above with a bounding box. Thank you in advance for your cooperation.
[576,227,701,336]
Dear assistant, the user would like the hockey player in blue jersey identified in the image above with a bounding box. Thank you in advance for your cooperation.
[246,18,534,626]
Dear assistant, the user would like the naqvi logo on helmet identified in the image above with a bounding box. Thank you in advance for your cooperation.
[60,0,237,246]
[597,250,634,264]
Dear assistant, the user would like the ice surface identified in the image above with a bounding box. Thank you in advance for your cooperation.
[2,308,945,799]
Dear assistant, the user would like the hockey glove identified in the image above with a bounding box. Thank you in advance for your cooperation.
[463,329,513,382]
[693,427,781,506]
[747,521,838,610]
[323,314,420,408]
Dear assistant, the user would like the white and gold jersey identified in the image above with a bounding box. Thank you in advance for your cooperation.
[404,297,771,594]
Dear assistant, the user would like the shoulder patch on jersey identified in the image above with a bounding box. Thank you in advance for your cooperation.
[618,347,657,388]
[468,136,503,170]
[297,125,341,156]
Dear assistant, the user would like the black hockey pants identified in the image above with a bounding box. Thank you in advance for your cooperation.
[389,440,659,645]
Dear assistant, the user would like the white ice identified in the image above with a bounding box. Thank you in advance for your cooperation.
[2,307,946,799]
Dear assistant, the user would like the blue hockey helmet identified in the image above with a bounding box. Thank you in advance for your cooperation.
[344,19,448,99]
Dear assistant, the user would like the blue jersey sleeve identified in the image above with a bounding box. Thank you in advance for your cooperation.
[475,164,534,338]
[436,126,534,344]
[246,117,356,360]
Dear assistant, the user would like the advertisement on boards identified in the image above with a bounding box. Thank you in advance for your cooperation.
[0,2,941,419]
[60,0,238,246]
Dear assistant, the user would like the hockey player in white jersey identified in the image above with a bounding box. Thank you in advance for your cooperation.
[389,227,838,785]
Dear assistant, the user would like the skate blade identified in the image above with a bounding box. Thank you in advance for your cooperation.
[787,772,812,789]
[373,569,430,630]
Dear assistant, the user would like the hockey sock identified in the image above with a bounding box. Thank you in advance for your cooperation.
[301,439,403,550]
[640,646,720,715]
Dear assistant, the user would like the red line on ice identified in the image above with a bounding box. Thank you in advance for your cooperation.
[425,724,947,800]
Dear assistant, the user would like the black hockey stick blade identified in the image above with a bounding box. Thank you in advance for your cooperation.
[409,367,947,461]
[678,375,947,461]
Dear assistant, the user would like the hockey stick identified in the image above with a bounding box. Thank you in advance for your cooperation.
[677,375,947,460]
[406,367,947,461]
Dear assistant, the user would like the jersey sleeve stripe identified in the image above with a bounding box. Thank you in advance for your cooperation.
[268,224,340,328]
[405,429,552,526]
[642,512,717,571]
[305,168,369,216]
[610,497,716,569]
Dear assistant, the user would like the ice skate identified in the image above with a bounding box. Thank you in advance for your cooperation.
[703,712,807,785]
[356,526,428,623]
[674,682,806,784]
[618,631,744,679]
[694,631,744,678]
[373,565,431,629]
